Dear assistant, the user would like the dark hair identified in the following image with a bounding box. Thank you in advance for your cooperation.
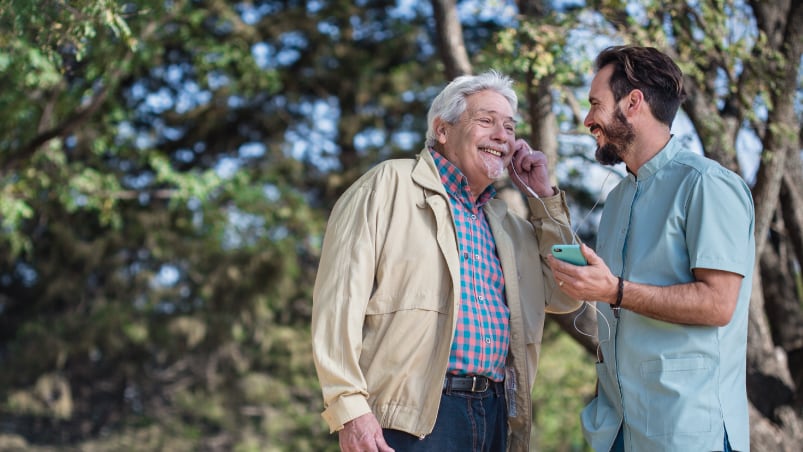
[594,46,687,127]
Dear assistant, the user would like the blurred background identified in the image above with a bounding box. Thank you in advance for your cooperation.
[0,0,801,450]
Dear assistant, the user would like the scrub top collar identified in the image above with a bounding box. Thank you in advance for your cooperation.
[626,135,681,181]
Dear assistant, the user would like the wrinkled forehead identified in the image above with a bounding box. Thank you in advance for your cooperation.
[464,91,516,122]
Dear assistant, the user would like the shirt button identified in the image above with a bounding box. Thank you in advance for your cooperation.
[478,296,484,302]
[471,214,477,220]
[485,337,492,344]
[474,254,480,260]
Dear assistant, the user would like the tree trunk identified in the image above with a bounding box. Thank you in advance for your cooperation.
[524,70,560,183]
[680,77,741,172]
[430,0,472,79]
[749,0,803,257]
[746,266,803,450]
[759,236,803,402]
[745,2,803,446]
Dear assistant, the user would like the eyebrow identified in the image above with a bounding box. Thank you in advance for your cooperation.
[474,108,518,124]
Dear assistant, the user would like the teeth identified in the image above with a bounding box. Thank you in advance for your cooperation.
[480,147,502,157]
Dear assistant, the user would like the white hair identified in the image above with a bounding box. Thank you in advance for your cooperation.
[425,70,518,148]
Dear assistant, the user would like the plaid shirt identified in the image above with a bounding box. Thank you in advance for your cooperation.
[431,150,510,382]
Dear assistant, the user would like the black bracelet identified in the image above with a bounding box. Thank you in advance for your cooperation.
[613,277,624,318]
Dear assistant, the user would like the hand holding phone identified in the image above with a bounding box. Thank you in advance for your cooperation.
[551,244,587,266]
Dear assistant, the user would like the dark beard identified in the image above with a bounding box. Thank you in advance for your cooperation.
[594,107,636,166]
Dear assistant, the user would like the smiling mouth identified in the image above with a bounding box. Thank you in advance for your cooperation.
[479,146,503,157]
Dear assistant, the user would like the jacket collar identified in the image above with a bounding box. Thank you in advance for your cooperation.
[483,196,508,220]
[411,148,449,195]
[410,147,510,219]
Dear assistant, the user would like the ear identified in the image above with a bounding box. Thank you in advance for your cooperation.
[434,118,448,144]
[624,89,644,116]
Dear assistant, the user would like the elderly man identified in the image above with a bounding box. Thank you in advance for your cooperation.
[312,70,582,452]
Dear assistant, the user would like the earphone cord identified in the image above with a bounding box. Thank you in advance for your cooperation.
[509,162,616,344]
[509,162,613,245]
[510,163,570,244]
[573,301,612,363]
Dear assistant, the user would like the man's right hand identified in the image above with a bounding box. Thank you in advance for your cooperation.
[339,413,395,452]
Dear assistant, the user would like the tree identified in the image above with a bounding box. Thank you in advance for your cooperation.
[0,0,443,450]
[0,1,800,451]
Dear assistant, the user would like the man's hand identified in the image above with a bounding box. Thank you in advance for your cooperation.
[507,139,555,198]
[547,243,618,304]
[339,413,395,452]
[547,243,744,326]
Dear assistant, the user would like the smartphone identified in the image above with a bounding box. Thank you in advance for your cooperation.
[551,244,587,266]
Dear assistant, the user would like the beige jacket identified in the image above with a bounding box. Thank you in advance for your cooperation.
[311,149,581,451]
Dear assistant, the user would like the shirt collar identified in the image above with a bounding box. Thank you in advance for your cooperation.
[629,135,682,181]
[430,149,496,208]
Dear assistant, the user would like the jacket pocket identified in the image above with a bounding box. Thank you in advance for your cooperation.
[368,255,452,314]
[367,292,449,315]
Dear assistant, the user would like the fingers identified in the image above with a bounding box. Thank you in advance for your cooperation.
[511,150,546,177]
[580,243,603,267]
[339,413,393,452]
[510,140,551,197]
[513,138,531,154]
[547,255,572,279]
[550,245,619,303]
[513,140,544,163]
[376,437,395,452]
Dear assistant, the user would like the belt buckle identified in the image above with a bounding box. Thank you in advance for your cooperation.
[471,375,489,392]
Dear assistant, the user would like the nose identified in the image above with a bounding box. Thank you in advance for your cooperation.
[583,111,593,129]
[490,122,509,142]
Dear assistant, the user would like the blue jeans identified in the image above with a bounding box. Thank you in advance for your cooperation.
[383,382,507,452]
[610,425,733,451]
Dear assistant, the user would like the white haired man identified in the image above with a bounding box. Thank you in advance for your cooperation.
[312,71,582,452]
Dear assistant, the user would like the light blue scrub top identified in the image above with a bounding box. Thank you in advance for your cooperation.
[581,136,755,452]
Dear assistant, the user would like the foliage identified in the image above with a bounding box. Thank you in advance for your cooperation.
[0,0,446,449]
[0,0,800,450]
[532,319,596,452]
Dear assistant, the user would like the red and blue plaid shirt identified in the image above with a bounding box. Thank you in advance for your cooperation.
[431,150,510,382]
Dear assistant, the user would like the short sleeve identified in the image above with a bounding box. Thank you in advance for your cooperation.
[685,167,754,277]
